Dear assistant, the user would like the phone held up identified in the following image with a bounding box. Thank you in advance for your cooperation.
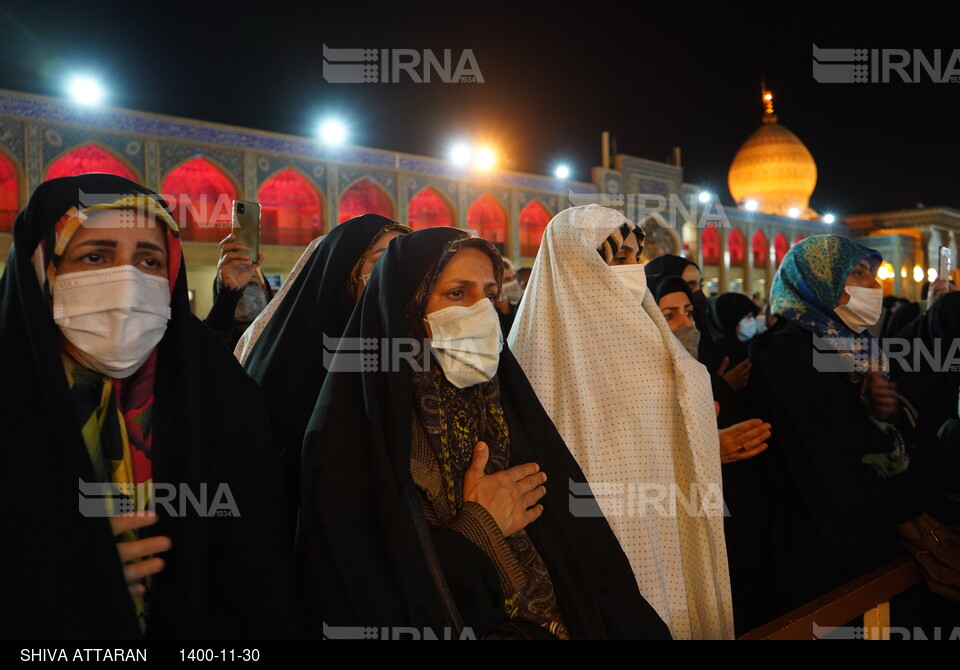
[939,246,952,284]
[232,200,261,261]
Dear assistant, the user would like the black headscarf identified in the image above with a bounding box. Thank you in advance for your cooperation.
[892,291,960,440]
[298,227,668,639]
[0,174,301,639]
[644,253,699,279]
[883,300,921,339]
[645,254,719,370]
[707,293,760,340]
[242,214,409,526]
[648,273,695,305]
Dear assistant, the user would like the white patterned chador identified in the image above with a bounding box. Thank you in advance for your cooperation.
[508,204,734,640]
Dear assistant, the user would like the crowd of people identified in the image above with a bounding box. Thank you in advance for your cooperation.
[2,173,958,640]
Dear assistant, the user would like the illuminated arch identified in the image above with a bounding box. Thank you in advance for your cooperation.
[518,200,552,258]
[45,143,138,182]
[0,150,20,233]
[774,233,789,266]
[258,168,323,245]
[751,229,769,269]
[339,177,395,223]
[467,194,508,250]
[702,226,721,266]
[161,157,238,242]
[407,186,454,230]
[728,227,746,268]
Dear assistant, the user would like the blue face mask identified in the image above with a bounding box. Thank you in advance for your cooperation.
[737,315,758,342]
[754,315,768,335]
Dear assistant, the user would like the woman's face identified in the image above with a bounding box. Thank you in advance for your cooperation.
[610,231,641,266]
[58,210,167,278]
[838,259,880,305]
[681,264,702,293]
[658,291,695,331]
[424,246,498,337]
[353,230,404,300]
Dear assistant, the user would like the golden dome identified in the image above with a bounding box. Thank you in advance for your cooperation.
[728,91,818,219]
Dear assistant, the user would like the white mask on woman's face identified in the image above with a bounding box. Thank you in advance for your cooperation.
[737,315,758,342]
[53,265,171,378]
[424,298,503,389]
[834,285,883,333]
[235,284,267,323]
[610,264,647,304]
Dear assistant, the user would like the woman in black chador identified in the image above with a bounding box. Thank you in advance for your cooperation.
[298,227,669,640]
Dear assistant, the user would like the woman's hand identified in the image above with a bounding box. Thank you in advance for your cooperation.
[109,512,172,597]
[719,418,771,464]
[717,356,752,393]
[217,234,264,290]
[927,278,955,310]
[867,371,899,422]
[463,441,546,537]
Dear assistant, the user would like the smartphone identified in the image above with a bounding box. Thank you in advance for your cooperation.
[939,246,952,282]
[232,200,261,260]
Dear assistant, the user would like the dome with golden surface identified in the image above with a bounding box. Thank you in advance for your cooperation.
[728,91,818,219]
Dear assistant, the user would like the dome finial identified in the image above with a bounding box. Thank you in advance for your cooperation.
[761,79,778,124]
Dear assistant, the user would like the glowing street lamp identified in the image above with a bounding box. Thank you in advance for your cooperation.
[67,76,105,105]
[823,213,836,224]
[744,199,758,212]
[475,147,496,171]
[319,119,347,146]
[698,191,712,204]
[449,142,471,165]
[554,164,571,180]
[788,207,800,219]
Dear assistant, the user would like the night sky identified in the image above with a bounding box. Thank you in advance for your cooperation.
[1,1,957,216]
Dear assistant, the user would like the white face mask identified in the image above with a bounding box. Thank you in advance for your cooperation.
[502,279,523,305]
[754,315,768,335]
[737,315,758,342]
[53,265,171,378]
[610,264,647,304]
[834,285,883,333]
[424,298,503,389]
[235,284,267,323]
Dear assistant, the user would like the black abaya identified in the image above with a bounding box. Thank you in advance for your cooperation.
[0,174,301,639]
